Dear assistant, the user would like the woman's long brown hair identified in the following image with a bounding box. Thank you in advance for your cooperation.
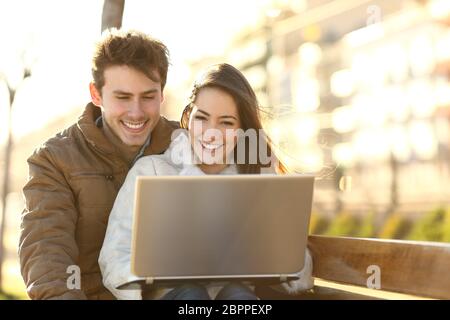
[180,63,286,174]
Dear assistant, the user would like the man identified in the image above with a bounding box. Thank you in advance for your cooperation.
[18,29,179,299]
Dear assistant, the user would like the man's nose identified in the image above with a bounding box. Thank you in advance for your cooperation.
[128,100,146,119]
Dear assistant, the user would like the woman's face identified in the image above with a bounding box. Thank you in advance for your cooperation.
[188,87,241,168]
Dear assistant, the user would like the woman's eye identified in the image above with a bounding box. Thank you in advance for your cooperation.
[222,121,235,126]
[194,115,207,121]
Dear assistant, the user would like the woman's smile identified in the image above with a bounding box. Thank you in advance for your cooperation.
[200,140,224,151]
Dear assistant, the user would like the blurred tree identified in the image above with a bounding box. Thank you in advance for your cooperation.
[388,152,398,214]
[0,67,31,293]
[101,0,125,32]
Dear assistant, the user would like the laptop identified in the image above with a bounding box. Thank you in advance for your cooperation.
[130,174,315,286]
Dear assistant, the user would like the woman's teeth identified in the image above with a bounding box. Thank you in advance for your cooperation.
[122,121,146,129]
[201,141,223,150]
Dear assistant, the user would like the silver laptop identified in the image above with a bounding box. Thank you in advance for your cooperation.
[130,174,315,286]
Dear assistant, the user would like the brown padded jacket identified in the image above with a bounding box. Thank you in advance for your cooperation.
[19,103,179,299]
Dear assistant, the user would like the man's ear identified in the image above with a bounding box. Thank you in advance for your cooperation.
[89,82,102,107]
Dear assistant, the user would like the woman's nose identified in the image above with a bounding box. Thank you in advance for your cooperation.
[202,131,216,143]
[202,125,224,143]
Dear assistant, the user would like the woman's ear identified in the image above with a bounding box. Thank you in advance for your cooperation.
[89,82,102,107]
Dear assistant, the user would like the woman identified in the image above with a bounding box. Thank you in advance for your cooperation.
[99,63,313,300]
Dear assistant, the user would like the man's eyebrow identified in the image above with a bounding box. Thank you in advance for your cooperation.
[113,90,132,95]
[113,89,159,95]
[141,89,159,95]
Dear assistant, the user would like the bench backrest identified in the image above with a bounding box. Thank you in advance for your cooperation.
[308,235,450,299]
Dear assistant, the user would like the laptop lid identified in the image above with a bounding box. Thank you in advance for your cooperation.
[131,174,315,284]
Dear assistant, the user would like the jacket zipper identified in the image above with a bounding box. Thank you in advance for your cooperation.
[70,172,114,180]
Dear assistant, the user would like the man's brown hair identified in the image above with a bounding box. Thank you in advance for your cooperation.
[91,28,169,92]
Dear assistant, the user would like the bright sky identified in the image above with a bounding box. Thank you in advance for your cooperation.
[0,0,270,142]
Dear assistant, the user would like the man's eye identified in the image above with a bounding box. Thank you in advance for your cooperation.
[117,96,129,100]
[143,96,155,100]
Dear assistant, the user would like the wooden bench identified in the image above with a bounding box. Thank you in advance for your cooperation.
[256,235,450,300]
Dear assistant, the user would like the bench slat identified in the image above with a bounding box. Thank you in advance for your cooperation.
[308,235,450,299]
[255,284,380,300]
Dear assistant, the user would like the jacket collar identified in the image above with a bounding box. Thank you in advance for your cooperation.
[143,113,175,156]
[77,102,176,156]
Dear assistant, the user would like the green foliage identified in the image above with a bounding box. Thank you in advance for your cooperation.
[308,213,329,235]
[406,207,446,242]
[312,207,450,243]
[441,208,450,243]
[324,212,360,237]
[378,213,412,240]
[0,291,20,300]
[354,212,376,238]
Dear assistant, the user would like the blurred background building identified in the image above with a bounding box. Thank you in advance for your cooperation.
[181,0,450,219]
[1,0,450,298]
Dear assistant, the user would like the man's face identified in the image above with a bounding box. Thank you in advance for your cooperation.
[90,65,163,146]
